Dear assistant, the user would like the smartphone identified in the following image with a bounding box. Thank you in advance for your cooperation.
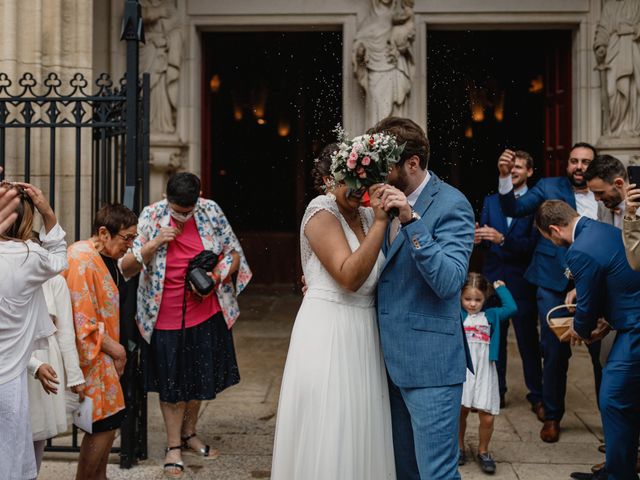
[628,166,640,186]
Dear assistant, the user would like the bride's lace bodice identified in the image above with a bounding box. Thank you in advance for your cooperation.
[300,195,383,304]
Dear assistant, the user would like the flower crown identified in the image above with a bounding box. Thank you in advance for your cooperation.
[329,125,405,189]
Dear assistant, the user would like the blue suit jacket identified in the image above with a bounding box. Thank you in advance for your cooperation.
[568,217,640,344]
[499,176,576,292]
[377,172,475,388]
[479,193,537,298]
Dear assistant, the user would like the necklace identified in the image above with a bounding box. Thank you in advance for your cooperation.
[101,254,121,288]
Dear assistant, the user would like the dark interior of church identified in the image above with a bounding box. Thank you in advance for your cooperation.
[427,29,572,216]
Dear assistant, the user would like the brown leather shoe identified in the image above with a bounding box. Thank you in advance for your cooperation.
[591,461,604,474]
[540,420,560,442]
[531,402,545,423]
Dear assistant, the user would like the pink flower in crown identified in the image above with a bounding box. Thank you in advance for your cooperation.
[361,156,371,166]
[357,166,367,178]
[347,153,358,169]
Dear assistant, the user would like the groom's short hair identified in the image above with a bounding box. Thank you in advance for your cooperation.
[534,200,578,235]
[367,117,430,170]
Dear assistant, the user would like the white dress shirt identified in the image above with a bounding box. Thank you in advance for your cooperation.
[506,185,528,227]
[613,201,626,229]
[406,171,431,207]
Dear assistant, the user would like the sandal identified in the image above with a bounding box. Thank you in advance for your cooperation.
[181,432,220,459]
[163,445,185,479]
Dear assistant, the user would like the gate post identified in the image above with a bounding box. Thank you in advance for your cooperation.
[121,0,144,212]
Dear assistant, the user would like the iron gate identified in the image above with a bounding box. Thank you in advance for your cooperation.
[0,0,149,469]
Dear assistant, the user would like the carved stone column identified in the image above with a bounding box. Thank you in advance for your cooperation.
[140,0,188,201]
[0,0,94,238]
[353,0,416,128]
[594,0,640,164]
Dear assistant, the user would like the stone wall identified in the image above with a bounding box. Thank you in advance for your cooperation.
[0,0,94,239]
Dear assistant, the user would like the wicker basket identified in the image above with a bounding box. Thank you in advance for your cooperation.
[546,304,576,343]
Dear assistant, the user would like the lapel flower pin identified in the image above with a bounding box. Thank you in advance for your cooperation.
[564,267,573,280]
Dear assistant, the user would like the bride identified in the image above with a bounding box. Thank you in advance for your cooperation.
[270,143,395,480]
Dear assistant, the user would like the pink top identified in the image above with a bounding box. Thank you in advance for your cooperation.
[155,217,221,330]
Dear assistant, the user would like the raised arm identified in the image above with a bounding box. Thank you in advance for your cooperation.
[491,283,518,322]
[305,190,388,292]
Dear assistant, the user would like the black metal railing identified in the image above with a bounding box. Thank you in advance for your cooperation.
[0,0,149,469]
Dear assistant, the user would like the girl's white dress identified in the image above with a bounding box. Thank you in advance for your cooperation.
[271,195,396,480]
[27,275,85,441]
[461,311,500,415]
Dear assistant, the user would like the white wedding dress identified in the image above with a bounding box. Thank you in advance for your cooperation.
[271,195,396,480]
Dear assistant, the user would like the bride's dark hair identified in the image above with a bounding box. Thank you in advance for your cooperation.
[311,143,338,193]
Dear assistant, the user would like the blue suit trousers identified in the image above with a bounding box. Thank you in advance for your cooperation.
[496,294,542,405]
[537,286,602,421]
[389,378,462,480]
[600,331,640,480]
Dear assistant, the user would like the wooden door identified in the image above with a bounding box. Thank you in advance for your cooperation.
[543,31,573,177]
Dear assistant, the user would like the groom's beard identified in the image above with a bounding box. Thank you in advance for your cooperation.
[390,168,409,193]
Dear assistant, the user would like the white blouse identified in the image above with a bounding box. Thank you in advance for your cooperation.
[27,275,84,387]
[0,224,68,385]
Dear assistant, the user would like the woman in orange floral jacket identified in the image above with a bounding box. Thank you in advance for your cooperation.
[63,203,138,480]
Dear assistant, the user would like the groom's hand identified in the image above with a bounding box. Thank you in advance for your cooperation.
[379,185,411,222]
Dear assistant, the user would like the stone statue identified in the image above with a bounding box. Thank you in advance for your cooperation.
[353,0,416,127]
[140,0,183,135]
[594,0,640,137]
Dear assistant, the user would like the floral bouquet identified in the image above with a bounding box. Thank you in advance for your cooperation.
[330,125,405,190]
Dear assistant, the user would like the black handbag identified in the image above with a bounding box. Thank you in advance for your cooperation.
[186,250,219,297]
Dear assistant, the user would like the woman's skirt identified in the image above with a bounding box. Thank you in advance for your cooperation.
[144,312,240,403]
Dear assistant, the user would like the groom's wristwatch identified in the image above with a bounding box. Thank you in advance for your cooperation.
[401,209,421,227]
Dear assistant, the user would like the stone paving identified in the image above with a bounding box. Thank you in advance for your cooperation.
[39,287,605,479]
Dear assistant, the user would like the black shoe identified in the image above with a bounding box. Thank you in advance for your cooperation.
[458,450,467,466]
[477,452,496,474]
[570,469,608,480]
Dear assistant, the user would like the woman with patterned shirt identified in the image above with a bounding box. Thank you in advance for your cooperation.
[121,172,251,479]
[63,203,138,480]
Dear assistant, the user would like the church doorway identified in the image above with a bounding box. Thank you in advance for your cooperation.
[426,29,573,216]
[201,31,342,286]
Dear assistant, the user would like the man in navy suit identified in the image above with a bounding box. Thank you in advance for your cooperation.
[535,200,640,480]
[497,143,602,442]
[475,150,543,417]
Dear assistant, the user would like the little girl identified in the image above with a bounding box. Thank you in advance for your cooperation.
[458,273,517,474]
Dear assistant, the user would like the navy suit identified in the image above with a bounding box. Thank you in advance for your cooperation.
[479,193,542,405]
[568,217,640,480]
[500,177,602,421]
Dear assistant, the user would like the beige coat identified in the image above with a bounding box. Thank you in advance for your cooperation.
[623,215,640,271]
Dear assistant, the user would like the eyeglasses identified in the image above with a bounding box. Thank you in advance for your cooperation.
[116,233,138,242]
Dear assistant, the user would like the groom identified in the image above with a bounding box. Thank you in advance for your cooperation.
[371,117,475,479]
